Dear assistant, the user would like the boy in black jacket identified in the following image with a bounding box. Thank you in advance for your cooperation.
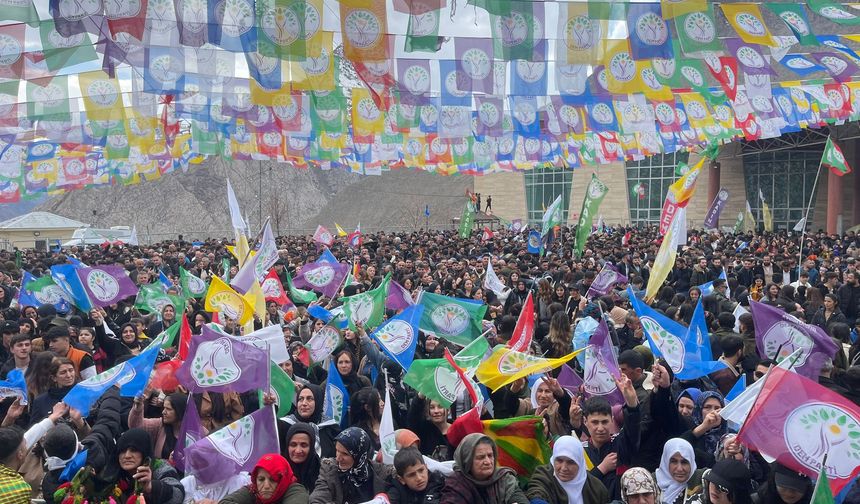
[386,447,445,504]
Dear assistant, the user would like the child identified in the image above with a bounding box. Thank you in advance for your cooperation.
[386,447,445,504]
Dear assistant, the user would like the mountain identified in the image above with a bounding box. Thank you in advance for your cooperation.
[37,158,473,242]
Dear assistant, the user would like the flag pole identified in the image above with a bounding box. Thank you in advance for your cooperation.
[797,140,826,271]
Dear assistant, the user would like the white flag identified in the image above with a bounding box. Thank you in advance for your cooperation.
[732,304,748,333]
[128,226,139,246]
[719,348,801,430]
[380,385,396,464]
[793,217,806,232]
[227,179,246,234]
[235,324,289,365]
[483,260,508,298]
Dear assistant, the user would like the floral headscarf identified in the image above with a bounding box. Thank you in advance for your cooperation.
[334,427,373,489]
[621,467,662,504]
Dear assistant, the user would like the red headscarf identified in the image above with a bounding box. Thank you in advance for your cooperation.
[249,453,298,504]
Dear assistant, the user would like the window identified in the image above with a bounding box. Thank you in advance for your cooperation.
[523,168,573,226]
[744,150,822,230]
[626,152,690,225]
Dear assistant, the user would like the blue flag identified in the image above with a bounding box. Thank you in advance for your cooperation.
[698,270,727,297]
[323,358,350,428]
[369,304,424,371]
[318,248,338,264]
[18,271,72,313]
[0,369,28,405]
[117,339,163,398]
[59,449,88,483]
[628,288,727,380]
[159,270,174,291]
[424,205,430,217]
[725,375,746,402]
[527,230,542,254]
[307,304,335,324]
[50,263,93,312]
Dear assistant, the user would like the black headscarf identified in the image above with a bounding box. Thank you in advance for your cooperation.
[117,428,153,466]
[295,383,324,424]
[285,423,321,492]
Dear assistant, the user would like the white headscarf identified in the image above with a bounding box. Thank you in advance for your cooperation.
[551,436,588,504]
[531,376,547,409]
[656,438,697,504]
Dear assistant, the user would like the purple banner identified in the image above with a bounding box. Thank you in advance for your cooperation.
[724,39,776,77]
[586,263,628,298]
[76,265,139,307]
[812,52,860,83]
[177,326,270,393]
[750,300,839,380]
[703,188,730,229]
[386,280,415,311]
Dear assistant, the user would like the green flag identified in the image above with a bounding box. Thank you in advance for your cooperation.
[340,273,391,331]
[733,212,744,234]
[155,320,182,350]
[285,270,318,304]
[39,22,98,72]
[811,464,834,504]
[675,7,723,55]
[807,0,860,25]
[490,1,536,61]
[405,0,443,52]
[134,284,184,316]
[418,292,488,347]
[403,336,489,407]
[765,4,819,46]
[540,195,563,238]
[222,257,232,283]
[26,76,71,121]
[573,174,609,257]
[822,137,853,176]
[269,361,296,417]
[179,267,208,299]
[459,200,476,239]
[2,0,38,26]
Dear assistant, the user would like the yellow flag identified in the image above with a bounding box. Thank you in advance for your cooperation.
[558,3,605,64]
[678,93,714,130]
[645,214,682,302]
[290,31,335,91]
[720,4,775,46]
[602,40,643,94]
[234,232,251,267]
[205,276,255,326]
[661,0,707,18]
[762,202,773,232]
[744,201,757,233]
[242,281,267,334]
[340,0,388,61]
[352,88,385,135]
[335,223,347,237]
[79,70,125,120]
[476,345,587,391]
[667,156,705,205]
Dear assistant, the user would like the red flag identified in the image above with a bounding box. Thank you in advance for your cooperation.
[178,312,192,360]
[737,366,860,495]
[481,227,494,242]
[622,231,631,246]
[262,269,290,306]
[106,0,149,41]
[707,56,738,102]
[507,291,534,353]
[312,225,334,246]
[150,359,182,393]
[347,230,362,248]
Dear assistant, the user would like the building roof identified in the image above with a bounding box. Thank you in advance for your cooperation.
[0,211,88,230]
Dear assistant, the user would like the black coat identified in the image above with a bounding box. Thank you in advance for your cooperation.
[386,469,446,504]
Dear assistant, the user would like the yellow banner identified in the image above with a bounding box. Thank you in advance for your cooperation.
[558,3,606,64]
[679,93,714,130]
[79,70,125,120]
[645,222,679,302]
[352,88,385,135]
[602,40,644,94]
[204,276,255,326]
[667,155,705,205]
[476,345,586,391]
[290,31,334,91]
[340,0,389,61]
[661,0,707,19]
[720,4,775,46]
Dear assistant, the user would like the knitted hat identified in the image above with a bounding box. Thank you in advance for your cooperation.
[116,428,153,460]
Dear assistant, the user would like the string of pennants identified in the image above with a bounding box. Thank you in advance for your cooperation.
[3,0,860,202]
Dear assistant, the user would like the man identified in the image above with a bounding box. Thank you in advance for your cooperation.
[617,312,644,353]
[670,258,691,295]
[0,427,28,503]
[779,260,798,286]
[484,195,492,212]
[690,257,710,287]
[709,257,725,282]
[819,358,850,396]
[735,257,756,288]
[709,335,744,396]
[712,279,736,314]
[0,334,32,380]
[819,271,840,298]
[0,322,15,364]
[43,326,96,380]
[760,255,775,285]
[838,271,860,325]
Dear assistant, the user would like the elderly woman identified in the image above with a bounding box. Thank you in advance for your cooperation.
[284,423,321,493]
[526,435,609,504]
[656,439,703,504]
[619,467,662,504]
[309,427,394,504]
[220,453,308,504]
[440,433,528,504]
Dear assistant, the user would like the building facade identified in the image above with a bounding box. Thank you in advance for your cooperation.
[474,134,860,234]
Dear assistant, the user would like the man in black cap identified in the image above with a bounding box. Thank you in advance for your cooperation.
[43,326,96,381]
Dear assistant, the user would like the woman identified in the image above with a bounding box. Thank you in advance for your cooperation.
[688,287,702,306]
[92,312,149,368]
[221,453,309,504]
[776,286,803,314]
[505,376,571,438]
[77,326,109,373]
[407,394,453,462]
[684,391,727,468]
[536,278,554,325]
[440,433,528,504]
[29,357,77,424]
[128,391,190,461]
[26,352,56,403]
[619,468,662,504]
[309,427,394,504]
[811,294,847,334]
[749,277,765,302]
[688,459,754,504]
[280,384,338,458]
[761,284,781,307]
[752,462,813,504]
[350,387,383,450]
[148,303,178,338]
[284,423,321,493]
[656,439,703,504]
[331,349,371,397]
[542,311,572,362]
[526,435,609,504]
[676,389,701,419]
[192,310,211,335]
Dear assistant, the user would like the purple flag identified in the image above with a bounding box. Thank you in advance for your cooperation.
[586,263,628,298]
[176,326,270,393]
[557,364,583,396]
[185,405,279,485]
[173,395,204,471]
[750,301,839,380]
[455,37,494,94]
[583,319,625,406]
[292,260,350,299]
[386,280,415,311]
[703,188,730,229]
[231,220,278,294]
[724,39,777,77]
[812,52,860,83]
[76,265,138,307]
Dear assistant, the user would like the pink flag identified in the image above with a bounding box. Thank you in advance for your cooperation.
[507,291,534,353]
[738,366,860,495]
[313,225,334,246]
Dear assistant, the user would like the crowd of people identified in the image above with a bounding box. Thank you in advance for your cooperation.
[0,223,858,504]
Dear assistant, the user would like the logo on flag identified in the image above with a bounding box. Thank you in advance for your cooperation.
[191,338,241,387]
[186,275,206,295]
[210,415,256,465]
[430,303,470,336]
[85,269,119,302]
[784,402,859,477]
[583,347,616,396]
[307,326,341,363]
[761,322,813,367]
[639,317,686,372]
[347,293,375,325]
[303,264,335,287]
[375,319,413,354]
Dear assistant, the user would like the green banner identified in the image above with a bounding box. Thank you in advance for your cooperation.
[573,174,609,257]
[459,200,475,238]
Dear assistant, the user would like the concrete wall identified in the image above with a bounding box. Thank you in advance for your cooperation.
[0,228,77,250]
[474,171,527,224]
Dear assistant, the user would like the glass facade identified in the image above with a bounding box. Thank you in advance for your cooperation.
[626,152,690,225]
[523,168,573,226]
[743,150,822,230]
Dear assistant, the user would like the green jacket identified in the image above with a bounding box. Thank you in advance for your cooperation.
[526,464,610,504]
[220,482,308,504]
